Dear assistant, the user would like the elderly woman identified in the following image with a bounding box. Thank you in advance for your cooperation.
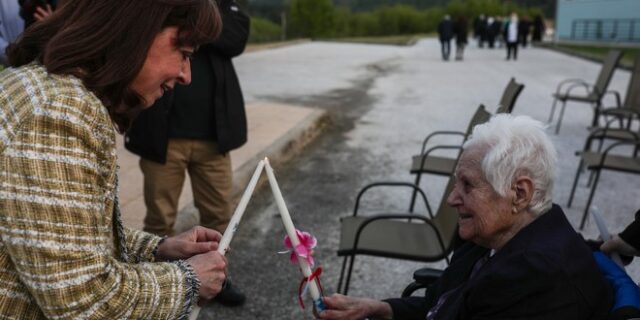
[0,0,228,319]
[319,114,612,320]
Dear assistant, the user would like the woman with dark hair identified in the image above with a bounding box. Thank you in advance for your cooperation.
[0,0,227,318]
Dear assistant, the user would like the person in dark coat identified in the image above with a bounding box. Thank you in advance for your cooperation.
[532,14,545,42]
[453,16,468,61]
[518,15,531,47]
[473,14,486,48]
[125,0,250,306]
[486,16,499,48]
[317,115,612,320]
[602,209,640,258]
[598,209,640,319]
[437,15,454,61]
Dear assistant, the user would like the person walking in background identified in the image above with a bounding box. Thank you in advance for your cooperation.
[453,16,468,61]
[518,15,531,47]
[0,1,23,65]
[473,14,486,48]
[532,14,545,42]
[0,0,228,318]
[504,13,519,60]
[437,15,454,61]
[125,0,250,307]
[486,16,496,48]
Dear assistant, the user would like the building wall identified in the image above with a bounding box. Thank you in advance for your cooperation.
[556,0,640,43]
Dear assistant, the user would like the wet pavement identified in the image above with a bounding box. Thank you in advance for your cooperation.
[198,39,640,319]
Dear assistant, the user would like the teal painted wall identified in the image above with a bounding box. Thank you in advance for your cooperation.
[556,0,640,43]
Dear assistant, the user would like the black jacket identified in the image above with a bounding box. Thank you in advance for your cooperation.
[438,19,454,41]
[620,209,640,251]
[125,0,250,163]
[385,205,612,320]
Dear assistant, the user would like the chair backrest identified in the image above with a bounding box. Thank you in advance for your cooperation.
[431,175,459,250]
[496,78,525,114]
[398,107,492,260]
[592,50,623,99]
[623,55,640,112]
[464,104,492,138]
[433,107,492,251]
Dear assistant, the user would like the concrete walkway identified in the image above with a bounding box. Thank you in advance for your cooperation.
[117,102,325,230]
[113,38,640,319]
[193,38,640,320]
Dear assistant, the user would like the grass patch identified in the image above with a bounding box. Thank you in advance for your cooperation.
[243,35,429,53]
[543,43,639,68]
[245,39,311,53]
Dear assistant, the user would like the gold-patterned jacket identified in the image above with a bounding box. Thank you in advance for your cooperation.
[0,64,198,319]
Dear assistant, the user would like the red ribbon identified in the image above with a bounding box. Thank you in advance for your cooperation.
[297,267,324,309]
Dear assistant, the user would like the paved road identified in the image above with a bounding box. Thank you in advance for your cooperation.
[199,39,640,319]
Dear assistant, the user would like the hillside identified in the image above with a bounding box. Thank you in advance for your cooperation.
[246,0,554,18]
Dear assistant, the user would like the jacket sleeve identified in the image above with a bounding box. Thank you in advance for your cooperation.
[383,296,430,320]
[201,0,250,58]
[619,209,640,251]
[125,228,163,263]
[0,94,199,319]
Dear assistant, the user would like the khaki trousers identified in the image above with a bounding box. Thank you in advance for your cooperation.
[140,139,232,236]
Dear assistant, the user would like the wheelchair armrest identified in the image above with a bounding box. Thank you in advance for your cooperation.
[400,267,444,298]
[413,267,444,285]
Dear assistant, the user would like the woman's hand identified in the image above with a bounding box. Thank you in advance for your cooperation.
[601,235,640,257]
[33,4,54,21]
[317,294,393,320]
[187,251,227,301]
[156,226,222,261]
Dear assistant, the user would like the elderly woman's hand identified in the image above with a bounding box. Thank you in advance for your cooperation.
[601,235,640,257]
[156,226,222,261]
[317,294,393,320]
[187,251,227,302]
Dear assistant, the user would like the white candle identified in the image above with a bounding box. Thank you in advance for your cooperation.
[218,160,265,255]
[264,158,325,312]
[190,160,265,320]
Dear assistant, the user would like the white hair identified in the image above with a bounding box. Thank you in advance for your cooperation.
[463,114,557,216]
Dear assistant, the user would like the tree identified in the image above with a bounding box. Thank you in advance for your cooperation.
[288,0,335,38]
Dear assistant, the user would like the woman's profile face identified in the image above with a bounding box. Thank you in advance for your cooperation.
[446,147,517,249]
[130,27,195,107]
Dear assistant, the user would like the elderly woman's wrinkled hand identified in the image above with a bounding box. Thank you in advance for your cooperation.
[317,294,393,320]
[187,251,227,301]
[156,226,222,261]
[601,235,640,257]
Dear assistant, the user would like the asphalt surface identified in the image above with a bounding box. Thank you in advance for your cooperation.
[198,38,640,319]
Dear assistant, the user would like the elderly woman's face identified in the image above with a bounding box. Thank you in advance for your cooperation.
[447,147,517,249]
[130,27,194,107]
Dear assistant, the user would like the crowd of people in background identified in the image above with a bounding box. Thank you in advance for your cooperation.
[473,13,545,50]
[438,12,546,62]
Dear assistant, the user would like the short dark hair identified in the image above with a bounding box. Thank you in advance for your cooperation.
[8,0,221,132]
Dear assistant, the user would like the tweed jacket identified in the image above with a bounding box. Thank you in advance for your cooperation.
[0,64,199,319]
